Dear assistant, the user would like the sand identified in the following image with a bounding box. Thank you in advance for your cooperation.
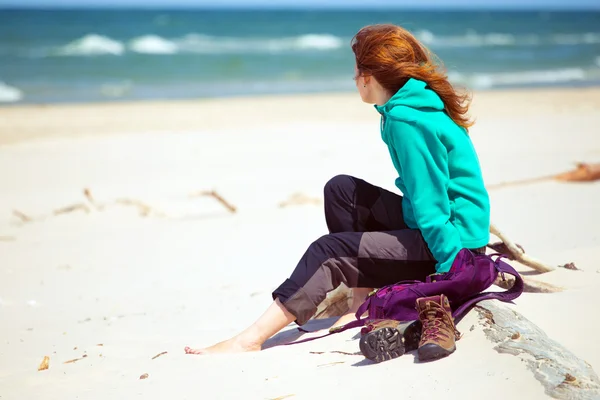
[0,88,599,399]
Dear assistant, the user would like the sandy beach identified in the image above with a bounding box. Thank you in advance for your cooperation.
[1,88,600,399]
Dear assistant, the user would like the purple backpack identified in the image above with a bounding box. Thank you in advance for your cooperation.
[292,249,524,343]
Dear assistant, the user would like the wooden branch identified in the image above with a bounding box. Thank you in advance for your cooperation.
[489,223,556,273]
[487,241,525,259]
[486,162,600,190]
[494,274,563,293]
[486,174,555,190]
[83,187,104,210]
[151,351,168,360]
[190,190,237,213]
[53,203,90,216]
[12,209,33,223]
[279,193,322,208]
[554,163,600,182]
[475,301,600,399]
[113,198,166,218]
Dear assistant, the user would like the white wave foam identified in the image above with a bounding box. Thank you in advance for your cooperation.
[46,33,343,58]
[54,34,125,56]
[129,35,178,54]
[0,82,23,102]
[173,33,343,54]
[416,30,520,48]
[451,68,589,89]
[417,30,600,48]
[294,34,343,50]
[553,33,600,45]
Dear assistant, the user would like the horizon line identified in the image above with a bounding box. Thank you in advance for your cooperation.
[1,5,600,11]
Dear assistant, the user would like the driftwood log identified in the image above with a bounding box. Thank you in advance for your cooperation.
[495,274,564,294]
[486,162,600,190]
[475,301,600,400]
[489,223,558,273]
[314,292,600,399]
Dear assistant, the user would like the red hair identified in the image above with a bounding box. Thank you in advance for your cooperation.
[352,24,473,130]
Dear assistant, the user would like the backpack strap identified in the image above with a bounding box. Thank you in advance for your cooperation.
[283,292,376,346]
[284,318,366,345]
[453,254,524,319]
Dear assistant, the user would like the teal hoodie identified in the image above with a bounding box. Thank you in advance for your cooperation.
[375,78,490,273]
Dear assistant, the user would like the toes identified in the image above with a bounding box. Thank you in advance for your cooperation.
[184,346,204,354]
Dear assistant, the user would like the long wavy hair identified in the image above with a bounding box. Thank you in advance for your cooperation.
[351,24,473,130]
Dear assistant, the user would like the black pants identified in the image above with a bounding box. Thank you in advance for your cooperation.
[272,175,437,325]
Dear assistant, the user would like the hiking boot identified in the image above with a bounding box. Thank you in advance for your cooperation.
[416,294,461,362]
[359,319,422,363]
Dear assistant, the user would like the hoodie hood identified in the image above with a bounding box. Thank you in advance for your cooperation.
[374,78,444,118]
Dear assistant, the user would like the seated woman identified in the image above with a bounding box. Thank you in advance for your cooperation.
[185,23,490,355]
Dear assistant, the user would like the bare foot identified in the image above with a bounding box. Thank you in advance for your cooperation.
[184,336,261,355]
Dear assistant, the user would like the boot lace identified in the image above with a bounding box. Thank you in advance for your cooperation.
[419,304,460,341]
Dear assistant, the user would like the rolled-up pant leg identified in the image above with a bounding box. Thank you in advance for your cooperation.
[272,230,436,325]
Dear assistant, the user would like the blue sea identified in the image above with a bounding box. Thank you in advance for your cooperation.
[1,9,599,104]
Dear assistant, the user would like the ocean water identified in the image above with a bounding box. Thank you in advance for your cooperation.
[0,9,599,104]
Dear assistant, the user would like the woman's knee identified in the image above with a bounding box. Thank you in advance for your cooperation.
[308,233,338,256]
[307,232,357,262]
[323,174,356,200]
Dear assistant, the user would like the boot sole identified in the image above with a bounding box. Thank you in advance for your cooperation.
[359,320,422,363]
[359,327,405,363]
[417,343,456,362]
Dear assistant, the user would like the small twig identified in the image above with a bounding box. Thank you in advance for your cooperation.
[83,188,103,210]
[114,198,166,218]
[63,357,84,364]
[309,350,362,356]
[317,361,345,367]
[190,190,237,213]
[151,351,167,360]
[12,209,33,223]
[330,350,362,356]
[53,203,90,216]
[269,395,295,400]
[486,175,555,190]
[489,223,555,273]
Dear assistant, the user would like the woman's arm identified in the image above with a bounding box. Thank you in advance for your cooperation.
[389,119,462,273]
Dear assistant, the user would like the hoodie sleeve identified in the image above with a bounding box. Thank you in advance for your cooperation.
[388,119,462,273]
